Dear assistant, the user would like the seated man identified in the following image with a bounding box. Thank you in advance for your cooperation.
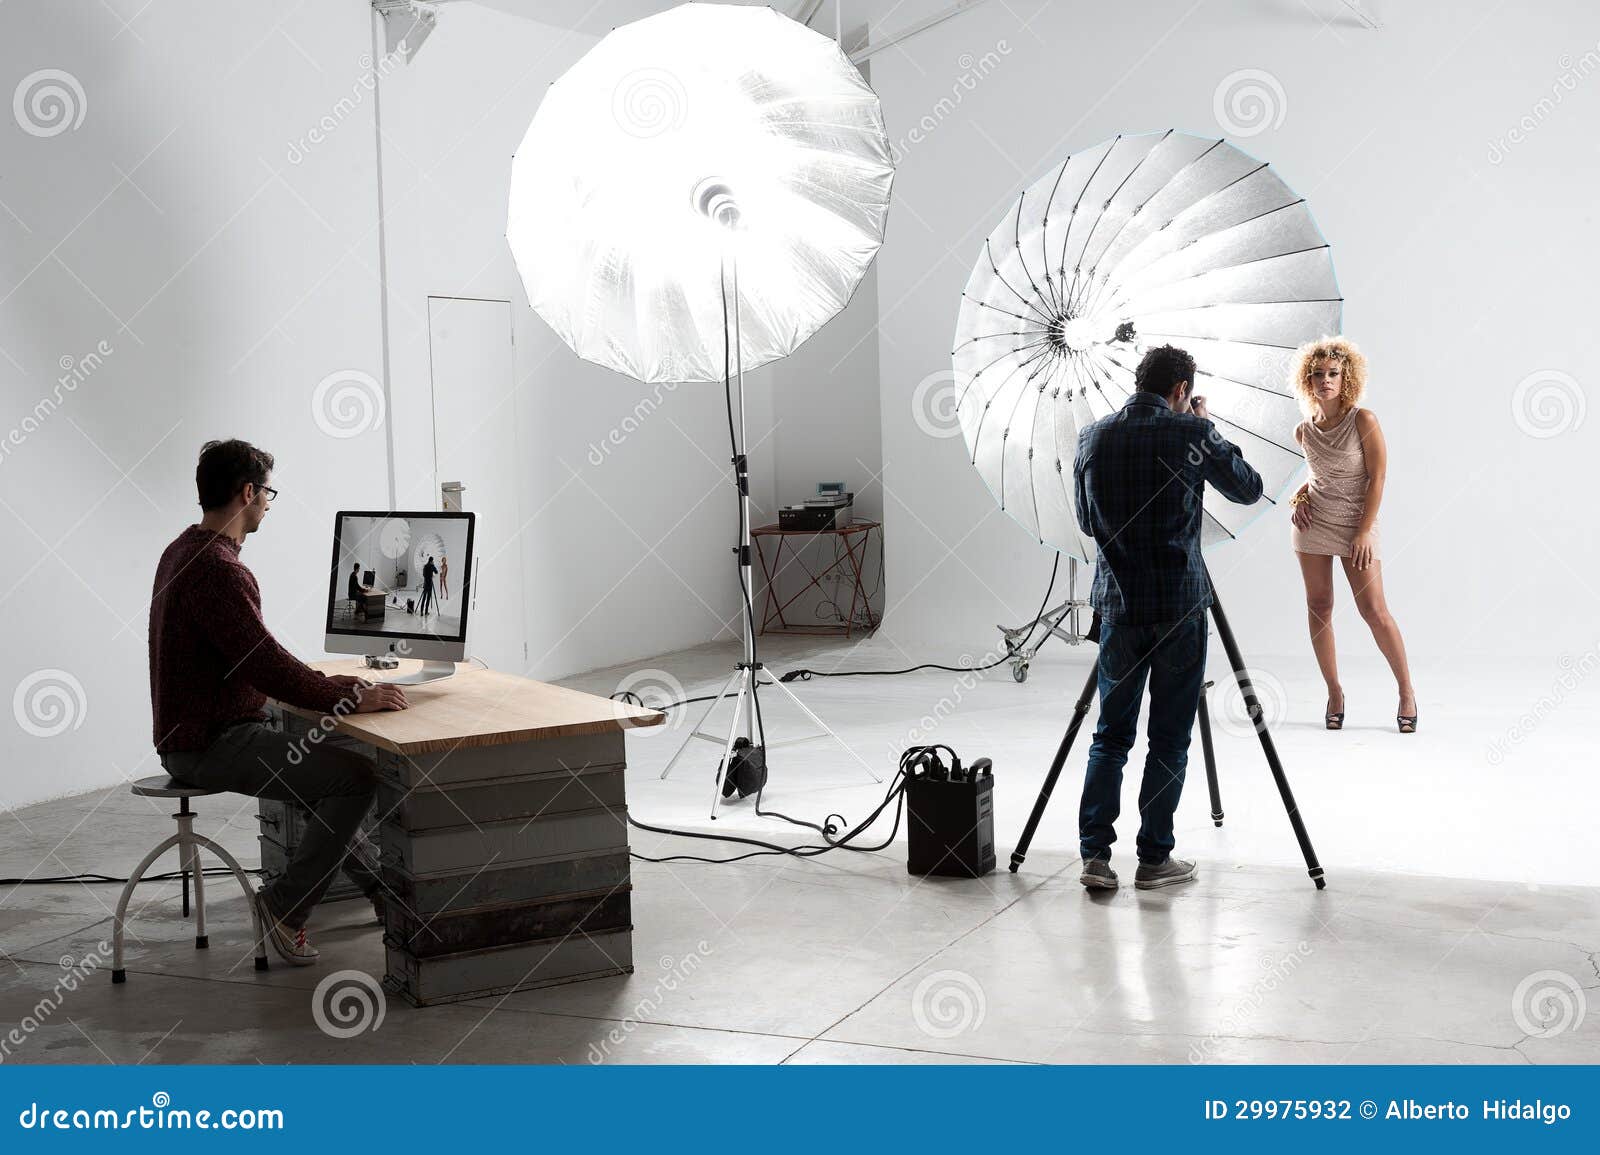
[149,439,408,965]
[1072,345,1263,891]
[346,561,368,621]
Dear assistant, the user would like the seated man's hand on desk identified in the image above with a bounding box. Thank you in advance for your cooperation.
[329,674,409,713]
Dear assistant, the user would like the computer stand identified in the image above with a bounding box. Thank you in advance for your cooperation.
[378,659,459,685]
[1008,577,1326,890]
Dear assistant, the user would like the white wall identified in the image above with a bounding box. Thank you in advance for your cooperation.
[0,0,774,813]
[868,0,1600,662]
[374,1,775,681]
[0,0,388,810]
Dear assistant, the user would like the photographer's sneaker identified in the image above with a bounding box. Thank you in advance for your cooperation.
[254,890,319,966]
[1134,857,1198,890]
[1079,858,1119,889]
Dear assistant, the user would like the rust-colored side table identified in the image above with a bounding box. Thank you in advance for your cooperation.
[751,520,881,637]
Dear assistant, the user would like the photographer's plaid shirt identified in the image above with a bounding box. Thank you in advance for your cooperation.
[1073,391,1264,626]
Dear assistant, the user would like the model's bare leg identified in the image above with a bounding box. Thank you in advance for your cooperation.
[1340,556,1416,717]
[1296,552,1342,716]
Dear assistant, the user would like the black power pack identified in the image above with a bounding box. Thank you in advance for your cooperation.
[905,753,995,878]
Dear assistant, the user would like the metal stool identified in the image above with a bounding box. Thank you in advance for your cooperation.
[111,775,268,983]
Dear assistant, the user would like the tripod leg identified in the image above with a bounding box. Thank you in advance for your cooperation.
[1207,588,1326,889]
[661,668,740,780]
[708,675,750,821]
[1010,659,1099,873]
[1198,680,1222,827]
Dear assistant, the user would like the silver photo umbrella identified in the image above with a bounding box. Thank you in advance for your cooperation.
[952,129,1341,562]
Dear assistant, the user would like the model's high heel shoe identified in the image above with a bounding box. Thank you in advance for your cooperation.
[1397,712,1418,733]
[1325,691,1344,731]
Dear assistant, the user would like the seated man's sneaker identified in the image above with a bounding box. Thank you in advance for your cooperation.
[1134,856,1197,890]
[254,890,319,965]
[1079,858,1118,889]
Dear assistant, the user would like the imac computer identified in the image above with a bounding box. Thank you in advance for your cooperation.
[324,510,476,685]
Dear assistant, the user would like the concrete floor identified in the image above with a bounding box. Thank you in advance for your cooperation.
[2,635,1598,1064]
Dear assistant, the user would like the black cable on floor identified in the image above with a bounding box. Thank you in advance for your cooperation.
[2,867,264,885]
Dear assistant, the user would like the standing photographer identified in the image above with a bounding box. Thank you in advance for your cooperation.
[1071,346,1262,890]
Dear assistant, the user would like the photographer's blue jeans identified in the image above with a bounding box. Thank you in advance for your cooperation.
[1079,607,1208,866]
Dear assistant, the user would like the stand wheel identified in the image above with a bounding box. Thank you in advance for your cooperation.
[1012,661,1029,683]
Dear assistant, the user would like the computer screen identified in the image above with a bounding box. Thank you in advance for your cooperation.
[325,511,475,647]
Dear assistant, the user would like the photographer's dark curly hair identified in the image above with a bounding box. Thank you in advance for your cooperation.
[195,439,274,511]
[1134,344,1196,396]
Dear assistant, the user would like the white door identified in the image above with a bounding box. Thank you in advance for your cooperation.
[428,296,528,673]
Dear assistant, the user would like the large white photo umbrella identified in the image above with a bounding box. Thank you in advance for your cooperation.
[952,129,1341,563]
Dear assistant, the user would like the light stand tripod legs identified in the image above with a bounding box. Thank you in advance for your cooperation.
[1206,590,1325,889]
[660,667,742,781]
[708,671,751,821]
[765,674,883,783]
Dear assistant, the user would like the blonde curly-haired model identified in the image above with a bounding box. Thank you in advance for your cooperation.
[1287,337,1417,733]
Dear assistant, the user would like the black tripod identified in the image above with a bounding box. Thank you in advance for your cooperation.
[1009,573,1326,890]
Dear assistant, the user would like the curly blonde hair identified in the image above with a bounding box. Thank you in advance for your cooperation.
[1289,336,1367,417]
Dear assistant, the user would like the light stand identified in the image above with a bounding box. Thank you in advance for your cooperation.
[659,192,882,818]
[1008,565,1326,889]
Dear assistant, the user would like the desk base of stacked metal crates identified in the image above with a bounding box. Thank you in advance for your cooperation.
[265,709,633,1007]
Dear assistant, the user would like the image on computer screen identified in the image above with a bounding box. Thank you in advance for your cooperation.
[326,511,473,642]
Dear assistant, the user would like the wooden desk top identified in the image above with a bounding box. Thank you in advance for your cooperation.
[273,659,666,756]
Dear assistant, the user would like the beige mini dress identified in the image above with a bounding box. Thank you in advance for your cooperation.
[1292,406,1376,559]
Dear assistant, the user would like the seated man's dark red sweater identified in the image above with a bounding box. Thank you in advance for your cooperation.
[149,525,347,753]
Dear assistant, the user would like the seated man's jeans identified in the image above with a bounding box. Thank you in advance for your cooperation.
[161,720,380,929]
[1078,607,1208,866]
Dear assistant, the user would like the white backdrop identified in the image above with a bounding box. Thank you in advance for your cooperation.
[869,0,1599,663]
